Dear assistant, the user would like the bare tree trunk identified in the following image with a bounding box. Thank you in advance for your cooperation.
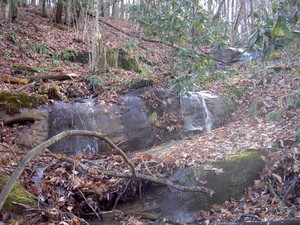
[191,2,194,46]
[249,0,253,27]
[212,0,225,24]
[90,0,102,72]
[55,0,63,23]
[112,1,119,18]
[5,0,18,22]
[207,0,212,11]
[226,0,230,21]
[100,0,104,17]
[105,1,110,17]
[120,0,124,19]
[40,0,46,18]
[232,0,245,43]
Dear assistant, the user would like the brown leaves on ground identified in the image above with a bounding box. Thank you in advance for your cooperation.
[0,5,299,225]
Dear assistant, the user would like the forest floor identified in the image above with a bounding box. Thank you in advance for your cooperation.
[0,6,300,225]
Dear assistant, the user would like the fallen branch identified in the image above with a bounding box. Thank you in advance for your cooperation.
[64,156,215,194]
[0,130,214,211]
[283,175,300,201]
[98,18,168,46]
[22,73,79,82]
[77,189,101,221]
[0,143,18,163]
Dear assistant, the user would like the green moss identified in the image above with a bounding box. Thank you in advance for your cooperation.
[38,83,67,101]
[99,48,139,71]
[0,92,48,115]
[0,175,36,213]
[62,49,78,62]
[225,150,262,162]
[122,78,154,90]
[118,49,139,72]
[179,150,265,211]
[99,48,118,70]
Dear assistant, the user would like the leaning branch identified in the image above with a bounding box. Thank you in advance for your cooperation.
[63,156,215,195]
[0,130,214,211]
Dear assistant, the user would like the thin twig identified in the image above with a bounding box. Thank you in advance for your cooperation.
[283,175,300,201]
[239,214,262,222]
[77,189,101,221]
[113,179,132,210]
[0,143,18,163]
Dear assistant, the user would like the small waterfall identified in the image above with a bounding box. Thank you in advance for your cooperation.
[48,100,103,155]
[180,91,216,133]
[201,96,213,131]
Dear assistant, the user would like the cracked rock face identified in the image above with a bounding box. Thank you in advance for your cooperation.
[7,88,233,154]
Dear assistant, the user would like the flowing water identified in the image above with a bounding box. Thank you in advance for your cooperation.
[180,91,216,133]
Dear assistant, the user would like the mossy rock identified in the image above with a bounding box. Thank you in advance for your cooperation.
[0,92,48,115]
[118,150,267,223]
[99,48,139,71]
[121,78,154,90]
[38,83,67,101]
[12,65,38,74]
[171,150,265,211]
[118,49,139,72]
[221,95,238,113]
[0,174,37,213]
[99,48,118,70]
[62,49,78,62]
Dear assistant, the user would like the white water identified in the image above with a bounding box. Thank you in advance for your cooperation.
[201,95,213,132]
[180,91,215,133]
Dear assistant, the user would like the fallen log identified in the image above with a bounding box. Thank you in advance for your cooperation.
[22,73,79,82]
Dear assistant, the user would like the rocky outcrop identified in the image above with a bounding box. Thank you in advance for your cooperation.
[2,88,235,154]
[117,150,266,224]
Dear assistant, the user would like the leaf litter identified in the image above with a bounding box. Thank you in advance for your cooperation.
[0,5,299,225]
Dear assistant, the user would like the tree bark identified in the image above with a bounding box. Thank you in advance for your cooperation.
[232,0,245,43]
[120,0,124,19]
[40,0,46,18]
[5,0,18,22]
[55,0,63,23]
[212,0,225,24]
[100,0,104,17]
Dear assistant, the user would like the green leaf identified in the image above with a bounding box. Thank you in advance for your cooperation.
[281,23,293,39]
[248,30,259,45]
[295,127,300,144]
[271,19,283,38]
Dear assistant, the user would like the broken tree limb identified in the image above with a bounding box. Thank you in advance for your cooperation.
[21,73,79,82]
[0,130,214,211]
